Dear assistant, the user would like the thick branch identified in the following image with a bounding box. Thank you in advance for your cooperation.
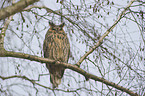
[0,16,13,49]
[0,50,138,96]
[76,0,135,67]
[0,0,39,20]
[0,9,14,56]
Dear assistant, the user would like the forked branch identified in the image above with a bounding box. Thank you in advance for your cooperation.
[0,51,138,96]
[0,0,39,20]
[76,0,135,67]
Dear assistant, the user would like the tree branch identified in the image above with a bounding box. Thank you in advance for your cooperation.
[23,5,61,13]
[76,0,135,67]
[0,75,95,94]
[0,5,14,56]
[0,0,39,20]
[0,50,138,96]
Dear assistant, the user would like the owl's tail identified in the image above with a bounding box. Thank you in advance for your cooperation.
[50,73,61,88]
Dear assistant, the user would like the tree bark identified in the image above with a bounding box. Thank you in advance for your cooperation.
[0,0,39,20]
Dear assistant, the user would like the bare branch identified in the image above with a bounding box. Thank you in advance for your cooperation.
[0,0,15,55]
[0,75,52,90]
[24,5,61,13]
[0,0,39,20]
[0,50,138,96]
[76,0,136,67]
[0,75,97,93]
[0,16,13,48]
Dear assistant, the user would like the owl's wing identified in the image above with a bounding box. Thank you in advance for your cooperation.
[63,36,70,63]
[43,33,51,58]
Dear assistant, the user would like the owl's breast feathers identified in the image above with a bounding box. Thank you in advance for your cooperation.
[43,30,70,63]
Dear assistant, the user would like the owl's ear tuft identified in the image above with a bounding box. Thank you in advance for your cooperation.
[49,22,55,27]
[59,23,65,28]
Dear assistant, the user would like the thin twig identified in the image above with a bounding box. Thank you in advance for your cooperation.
[76,0,135,67]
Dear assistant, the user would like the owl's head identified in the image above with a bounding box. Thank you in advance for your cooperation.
[49,22,65,33]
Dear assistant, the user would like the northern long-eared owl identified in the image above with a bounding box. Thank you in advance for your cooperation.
[43,22,70,88]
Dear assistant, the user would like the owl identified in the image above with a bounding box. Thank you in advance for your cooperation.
[43,22,70,88]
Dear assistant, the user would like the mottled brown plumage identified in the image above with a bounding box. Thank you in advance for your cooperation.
[43,22,70,88]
